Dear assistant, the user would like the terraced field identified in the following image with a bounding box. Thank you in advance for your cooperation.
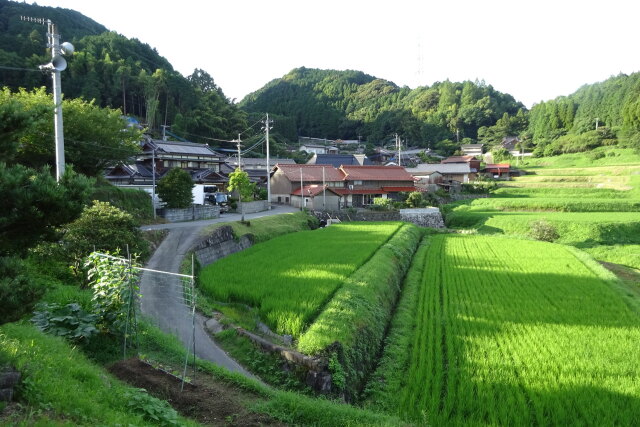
[445,153,640,269]
[199,222,401,336]
[366,234,640,425]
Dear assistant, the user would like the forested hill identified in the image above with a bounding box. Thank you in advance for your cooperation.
[0,0,247,145]
[240,67,525,151]
[526,72,640,155]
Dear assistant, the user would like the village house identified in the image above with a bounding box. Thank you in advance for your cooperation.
[461,143,484,157]
[483,163,511,179]
[270,164,345,206]
[406,163,472,184]
[336,165,415,207]
[104,136,227,190]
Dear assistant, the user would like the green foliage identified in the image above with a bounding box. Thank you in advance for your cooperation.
[297,224,423,400]
[372,197,394,210]
[0,256,46,324]
[62,201,148,269]
[123,388,179,426]
[328,352,346,391]
[0,163,94,255]
[528,219,559,242]
[156,167,194,208]
[91,180,153,222]
[31,303,98,342]
[228,167,256,202]
[0,87,141,175]
[85,252,139,335]
[200,223,401,337]
[0,323,165,425]
[241,68,523,148]
[405,191,427,208]
[379,234,640,424]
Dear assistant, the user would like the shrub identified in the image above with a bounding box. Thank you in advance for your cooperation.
[0,256,46,324]
[372,197,394,210]
[31,303,98,342]
[62,201,149,274]
[406,191,427,208]
[529,219,559,242]
[156,168,194,208]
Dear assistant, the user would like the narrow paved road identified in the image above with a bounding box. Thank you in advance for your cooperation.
[139,205,298,376]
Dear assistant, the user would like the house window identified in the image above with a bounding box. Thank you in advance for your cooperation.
[277,196,282,203]
[352,180,363,186]
[163,160,169,167]
[285,197,290,203]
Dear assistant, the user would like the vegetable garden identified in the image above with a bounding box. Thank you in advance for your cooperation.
[367,234,640,425]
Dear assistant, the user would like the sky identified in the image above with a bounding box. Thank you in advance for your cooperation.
[30,0,640,108]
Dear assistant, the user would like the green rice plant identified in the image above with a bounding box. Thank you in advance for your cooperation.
[582,244,640,270]
[384,234,640,424]
[199,222,402,337]
[297,224,423,400]
[452,197,640,212]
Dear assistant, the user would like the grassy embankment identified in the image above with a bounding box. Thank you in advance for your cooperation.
[365,234,640,425]
[444,148,640,269]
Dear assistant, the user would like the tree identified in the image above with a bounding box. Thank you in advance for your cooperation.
[0,87,141,176]
[0,163,94,255]
[156,168,194,208]
[227,168,255,221]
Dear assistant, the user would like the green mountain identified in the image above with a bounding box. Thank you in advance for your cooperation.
[240,67,525,151]
[0,0,247,145]
[526,72,640,155]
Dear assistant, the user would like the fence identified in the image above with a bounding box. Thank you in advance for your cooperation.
[91,252,196,390]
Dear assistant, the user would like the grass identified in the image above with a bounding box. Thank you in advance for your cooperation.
[0,322,197,426]
[369,234,640,424]
[199,222,402,337]
[201,211,318,243]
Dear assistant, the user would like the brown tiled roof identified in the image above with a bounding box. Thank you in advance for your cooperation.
[381,186,417,192]
[275,164,344,182]
[291,185,341,197]
[333,188,387,195]
[340,165,414,181]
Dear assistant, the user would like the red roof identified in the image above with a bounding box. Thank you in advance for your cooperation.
[381,186,417,192]
[485,164,510,173]
[291,185,341,197]
[275,164,344,182]
[340,165,414,182]
[441,156,477,164]
[332,188,388,195]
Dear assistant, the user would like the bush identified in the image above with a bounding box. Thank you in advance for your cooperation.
[372,197,394,210]
[0,256,46,324]
[529,219,559,242]
[62,201,149,272]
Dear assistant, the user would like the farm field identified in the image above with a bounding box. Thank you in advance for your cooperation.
[445,150,640,269]
[199,222,402,337]
[366,234,640,425]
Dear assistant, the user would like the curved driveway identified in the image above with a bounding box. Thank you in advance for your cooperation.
[139,205,298,376]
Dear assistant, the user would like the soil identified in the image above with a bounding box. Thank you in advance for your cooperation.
[108,358,281,426]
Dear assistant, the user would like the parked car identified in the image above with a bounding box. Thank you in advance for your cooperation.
[206,192,230,212]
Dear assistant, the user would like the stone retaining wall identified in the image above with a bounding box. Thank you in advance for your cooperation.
[312,208,445,228]
[193,225,253,267]
[159,205,221,223]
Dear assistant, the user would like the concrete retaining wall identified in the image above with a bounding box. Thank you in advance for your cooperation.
[312,210,401,222]
[237,200,268,214]
[159,205,221,223]
[193,225,253,267]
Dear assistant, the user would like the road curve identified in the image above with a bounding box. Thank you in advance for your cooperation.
[139,205,298,376]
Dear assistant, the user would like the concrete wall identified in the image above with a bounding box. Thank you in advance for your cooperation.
[193,225,253,267]
[311,208,446,228]
[237,200,268,214]
[159,205,220,223]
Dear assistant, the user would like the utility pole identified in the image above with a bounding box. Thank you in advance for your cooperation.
[262,113,274,210]
[236,133,242,170]
[299,167,304,211]
[22,16,74,182]
[322,166,326,210]
[161,125,170,141]
[595,117,600,130]
[395,133,402,167]
[151,145,157,219]
[236,134,244,221]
